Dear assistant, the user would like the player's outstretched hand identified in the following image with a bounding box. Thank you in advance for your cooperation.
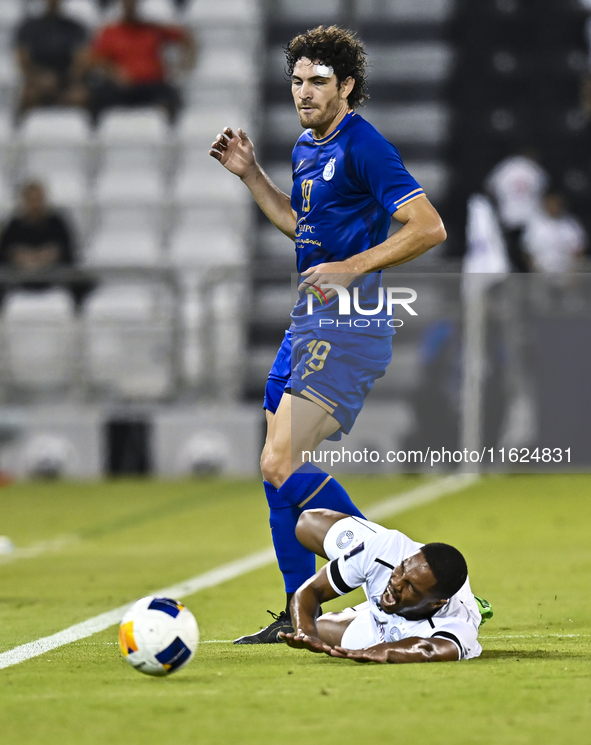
[298,262,360,301]
[279,631,334,655]
[209,127,256,179]
[330,646,388,663]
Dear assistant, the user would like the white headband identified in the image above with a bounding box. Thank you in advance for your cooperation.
[313,64,334,78]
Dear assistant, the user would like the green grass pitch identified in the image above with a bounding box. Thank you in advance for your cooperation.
[1,474,590,745]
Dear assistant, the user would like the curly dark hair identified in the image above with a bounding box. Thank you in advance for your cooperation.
[285,25,369,109]
[421,543,468,599]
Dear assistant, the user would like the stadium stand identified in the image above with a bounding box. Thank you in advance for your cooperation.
[0,1,588,478]
[446,0,590,252]
[0,0,258,405]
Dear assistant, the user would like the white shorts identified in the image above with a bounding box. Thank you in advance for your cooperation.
[323,515,387,561]
[340,605,385,649]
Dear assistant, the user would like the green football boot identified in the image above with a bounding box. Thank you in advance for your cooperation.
[474,595,494,626]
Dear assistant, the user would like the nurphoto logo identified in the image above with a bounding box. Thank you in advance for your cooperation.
[305,285,418,316]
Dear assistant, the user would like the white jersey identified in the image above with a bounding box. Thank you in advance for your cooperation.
[324,518,482,660]
[522,211,585,273]
[485,155,548,230]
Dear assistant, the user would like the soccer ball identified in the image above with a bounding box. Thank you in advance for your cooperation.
[119,596,199,676]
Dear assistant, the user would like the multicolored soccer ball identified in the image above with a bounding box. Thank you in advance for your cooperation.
[119,596,199,676]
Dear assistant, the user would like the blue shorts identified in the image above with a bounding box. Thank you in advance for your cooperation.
[263,327,393,437]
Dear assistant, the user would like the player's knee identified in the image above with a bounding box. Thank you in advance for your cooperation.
[260,448,290,488]
[296,509,336,555]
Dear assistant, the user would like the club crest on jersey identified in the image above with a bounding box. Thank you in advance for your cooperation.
[336,530,355,550]
[323,157,336,181]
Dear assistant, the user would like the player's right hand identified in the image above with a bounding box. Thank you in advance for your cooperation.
[209,127,256,179]
[279,631,334,656]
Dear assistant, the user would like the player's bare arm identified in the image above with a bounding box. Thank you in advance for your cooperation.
[298,195,445,298]
[331,636,460,664]
[209,127,297,238]
[279,566,340,654]
[282,563,460,663]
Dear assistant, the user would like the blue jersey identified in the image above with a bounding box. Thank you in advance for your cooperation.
[290,111,424,334]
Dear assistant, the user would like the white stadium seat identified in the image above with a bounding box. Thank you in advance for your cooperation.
[18,109,92,146]
[0,111,13,145]
[176,108,247,148]
[85,284,159,321]
[184,82,252,111]
[62,0,102,27]
[18,110,92,188]
[0,111,14,177]
[0,174,13,216]
[192,47,255,86]
[97,109,170,148]
[2,290,76,390]
[97,110,170,173]
[100,147,165,174]
[184,0,260,24]
[172,153,244,205]
[0,51,18,93]
[272,0,340,20]
[169,226,244,268]
[357,0,455,22]
[85,228,163,267]
[173,202,251,238]
[94,167,166,205]
[96,204,165,235]
[141,0,179,23]
[84,283,174,399]
[17,110,91,192]
[0,3,24,24]
[22,145,88,177]
[38,170,90,208]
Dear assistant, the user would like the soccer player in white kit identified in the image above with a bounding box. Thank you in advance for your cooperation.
[280,509,490,663]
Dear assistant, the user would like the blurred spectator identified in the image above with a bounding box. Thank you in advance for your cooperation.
[0,181,94,310]
[522,191,586,273]
[89,0,196,122]
[14,0,90,118]
[485,151,549,272]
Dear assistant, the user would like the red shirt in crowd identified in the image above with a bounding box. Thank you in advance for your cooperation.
[92,22,186,84]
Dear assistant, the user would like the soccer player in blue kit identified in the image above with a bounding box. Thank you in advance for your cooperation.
[209,26,446,643]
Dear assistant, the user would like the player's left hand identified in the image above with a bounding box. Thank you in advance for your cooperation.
[279,631,334,655]
[298,262,360,301]
[330,646,388,663]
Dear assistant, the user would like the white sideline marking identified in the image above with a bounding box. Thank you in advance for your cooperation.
[0,548,275,670]
[201,640,233,644]
[0,535,80,565]
[483,634,587,640]
[0,475,478,670]
[364,473,479,522]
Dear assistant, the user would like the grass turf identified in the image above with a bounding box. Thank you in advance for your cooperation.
[1,474,590,745]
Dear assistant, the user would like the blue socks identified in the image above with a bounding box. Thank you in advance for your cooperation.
[264,464,365,594]
[268,499,316,594]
